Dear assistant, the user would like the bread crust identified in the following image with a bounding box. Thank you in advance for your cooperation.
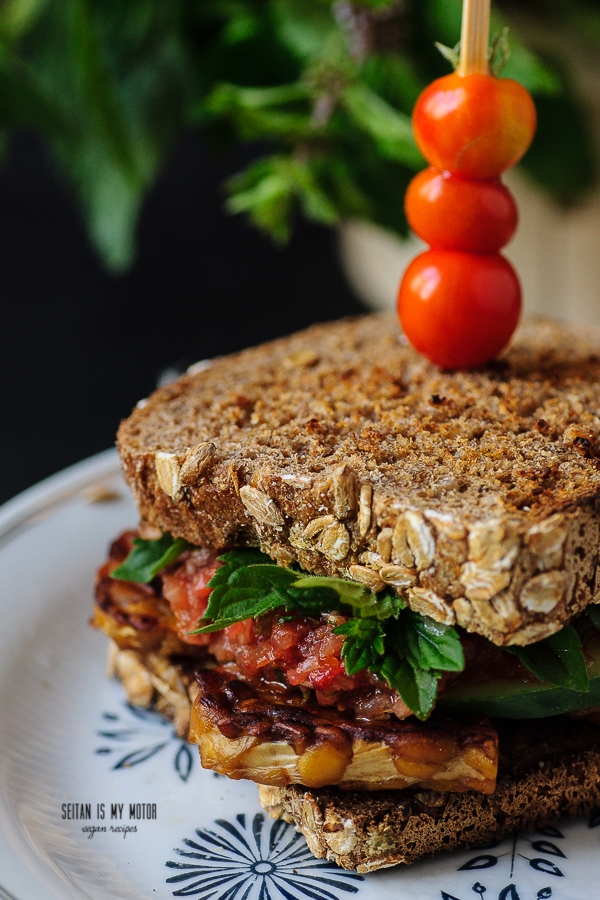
[118,314,600,646]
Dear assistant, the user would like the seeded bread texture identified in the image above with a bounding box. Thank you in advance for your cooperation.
[258,718,600,872]
[118,314,600,647]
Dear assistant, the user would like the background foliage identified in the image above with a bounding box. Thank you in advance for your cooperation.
[0,0,598,270]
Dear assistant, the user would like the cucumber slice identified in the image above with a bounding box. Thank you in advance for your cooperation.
[438,636,600,719]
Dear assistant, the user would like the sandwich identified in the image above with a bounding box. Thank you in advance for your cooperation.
[93,312,600,872]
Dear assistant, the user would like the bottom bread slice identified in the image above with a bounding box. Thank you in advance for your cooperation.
[258,723,600,873]
[105,640,600,873]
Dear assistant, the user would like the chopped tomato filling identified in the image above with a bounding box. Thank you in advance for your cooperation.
[162,549,221,647]
[96,532,413,720]
[209,612,357,693]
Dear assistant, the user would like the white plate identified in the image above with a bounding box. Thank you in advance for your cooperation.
[0,450,598,900]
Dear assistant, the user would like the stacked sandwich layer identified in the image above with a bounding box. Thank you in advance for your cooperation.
[94,312,600,869]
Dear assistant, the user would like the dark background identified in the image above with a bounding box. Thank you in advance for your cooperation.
[0,132,364,505]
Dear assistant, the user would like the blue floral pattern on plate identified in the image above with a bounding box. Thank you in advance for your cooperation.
[95,703,194,782]
[165,812,363,898]
[443,823,576,900]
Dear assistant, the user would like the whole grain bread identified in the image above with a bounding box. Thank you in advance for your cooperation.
[258,717,600,872]
[118,314,600,647]
[106,640,600,873]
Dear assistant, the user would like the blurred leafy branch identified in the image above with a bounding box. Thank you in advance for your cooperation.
[0,0,597,270]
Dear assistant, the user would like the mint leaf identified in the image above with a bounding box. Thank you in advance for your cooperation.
[508,625,589,692]
[381,616,443,719]
[291,575,371,606]
[292,575,405,619]
[342,84,424,168]
[199,561,406,633]
[195,553,341,633]
[375,654,440,722]
[407,613,465,672]
[335,618,385,674]
[334,611,464,720]
[111,533,191,583]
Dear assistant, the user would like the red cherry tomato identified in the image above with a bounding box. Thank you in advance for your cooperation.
[397,249,521,369]
[413,73,536,179]
[405,168,518,253]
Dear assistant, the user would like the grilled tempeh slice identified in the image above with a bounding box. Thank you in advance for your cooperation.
[190,669,498,793]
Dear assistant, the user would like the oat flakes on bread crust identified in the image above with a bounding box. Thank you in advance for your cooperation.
[118,313,600,647]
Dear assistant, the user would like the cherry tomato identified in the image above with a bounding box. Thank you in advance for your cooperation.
[397,249,521,369]
[413,73,536,179]
[405,168,518,253]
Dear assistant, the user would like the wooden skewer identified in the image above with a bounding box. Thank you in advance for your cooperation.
[458,0,491,76]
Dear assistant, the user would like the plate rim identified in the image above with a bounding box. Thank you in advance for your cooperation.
[0,449,120,544]
[0,448,122,900]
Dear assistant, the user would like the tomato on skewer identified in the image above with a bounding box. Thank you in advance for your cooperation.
[397,0,535,370]
[405,168,518,254]
[412,72,536,180]
[398,249,521,370]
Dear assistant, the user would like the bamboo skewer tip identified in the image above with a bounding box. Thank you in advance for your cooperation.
[458,0,491,76]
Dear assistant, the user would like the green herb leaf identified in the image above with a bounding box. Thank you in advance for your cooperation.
[334,611,464,720]
[375,654,440,721]
[379,616,448,719]
[508,625,589,692]
[111,533,191,583]
[195,553,342,633]
[335,618,385,674]
[342,84,424,168]
[291,575,405,619]
[406,612,465,672]
[198,561,408,633]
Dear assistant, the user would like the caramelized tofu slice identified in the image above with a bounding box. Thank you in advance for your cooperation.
[191,670,498,794]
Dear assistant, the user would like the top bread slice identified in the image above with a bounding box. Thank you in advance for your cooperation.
[118,313,600,648]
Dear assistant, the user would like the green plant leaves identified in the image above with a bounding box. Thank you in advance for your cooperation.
[374,614,463,718]
[0,0,195,270]
[377,655,440,721]
[507,625,589,692]
[0,0,595,265]
[111,533,192,583]
[291,574,406,618]
[226,155,338,242]
[196,550,343,632]
[110,532,592,720]
[335,617,386,674]
[197,552,407,632]
[194,551,462,718]
[342,84,424,167]
[405,612,465,672]
[334,611,463,720]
